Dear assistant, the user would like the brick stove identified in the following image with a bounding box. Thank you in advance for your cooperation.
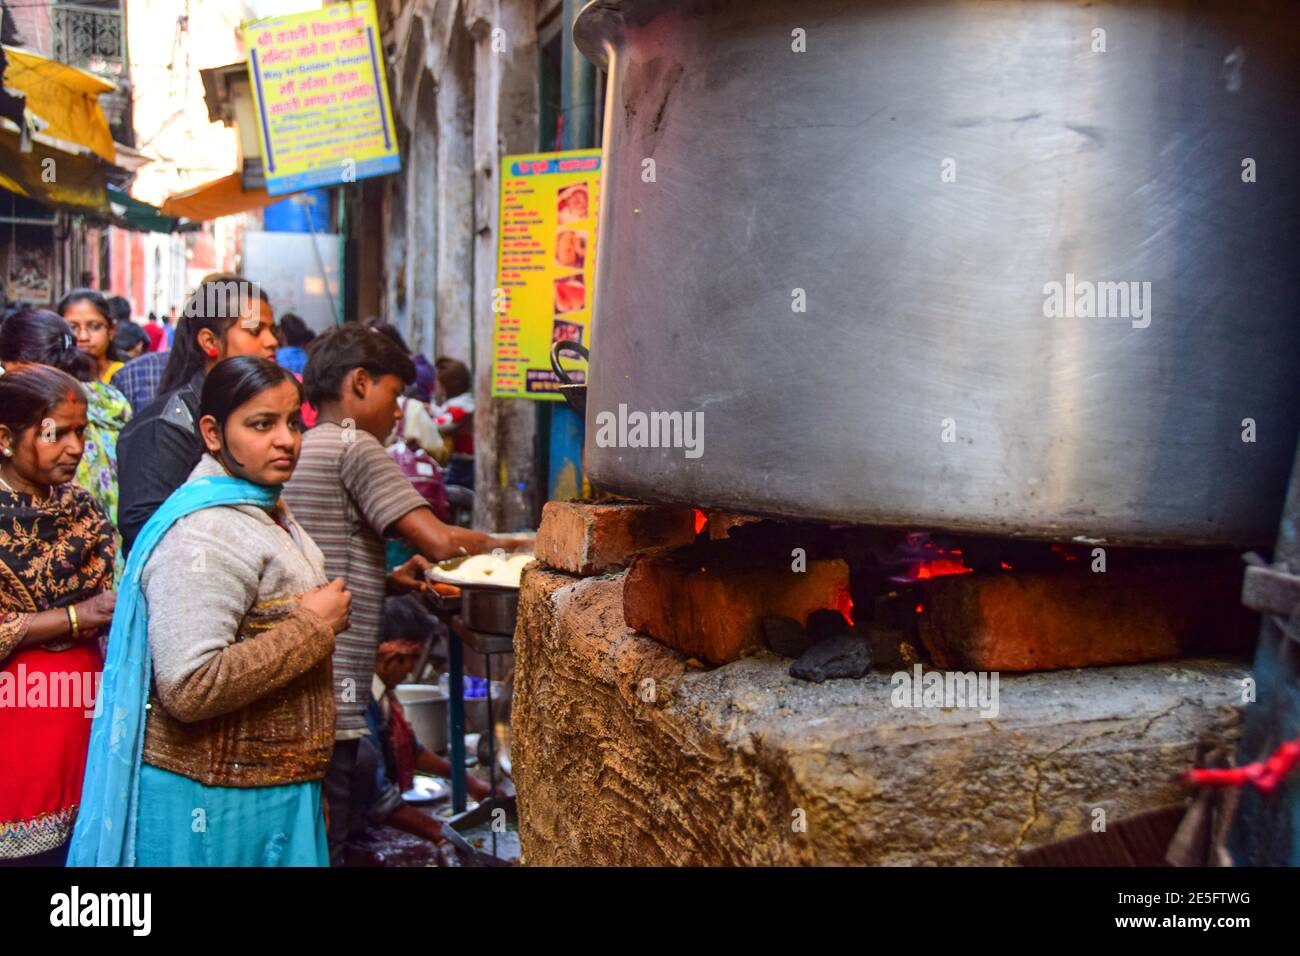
[510,501,1255,865]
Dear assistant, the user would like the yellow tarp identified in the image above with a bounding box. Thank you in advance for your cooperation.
[160,172,278,220]
[2,45,116,163]
[0,127,108,212]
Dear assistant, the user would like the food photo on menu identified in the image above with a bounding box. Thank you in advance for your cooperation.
[553,273,585,313]
[555,229,587,269]
[556,181,589,224]
[552,319,584,345]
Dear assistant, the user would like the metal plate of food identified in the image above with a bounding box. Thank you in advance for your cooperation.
[428,552,536,593]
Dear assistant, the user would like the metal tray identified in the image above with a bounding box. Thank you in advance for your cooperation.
[442,795,519,867]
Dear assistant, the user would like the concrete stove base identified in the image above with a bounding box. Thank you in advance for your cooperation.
[511,566,1249,865]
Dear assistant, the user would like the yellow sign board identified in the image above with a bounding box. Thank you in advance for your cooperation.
[243,1,400,196]
[492,149,602,400]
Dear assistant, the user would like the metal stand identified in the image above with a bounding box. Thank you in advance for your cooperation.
[447,624,467,814]
[456,626,511,858]
[485,651,497,858]
[422,587,514,860]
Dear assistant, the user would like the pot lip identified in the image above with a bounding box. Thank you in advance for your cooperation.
[577,0,697,69]
[573,0,623,69]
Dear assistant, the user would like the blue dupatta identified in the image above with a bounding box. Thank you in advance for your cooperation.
[68,475,280,867]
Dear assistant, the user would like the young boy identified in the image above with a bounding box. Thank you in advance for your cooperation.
[283,324,500,865]
[354,597,493,851]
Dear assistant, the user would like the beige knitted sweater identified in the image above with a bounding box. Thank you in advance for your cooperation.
[140,454,336,786]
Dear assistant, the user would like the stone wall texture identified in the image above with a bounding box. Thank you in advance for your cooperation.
[512,566,1248,866]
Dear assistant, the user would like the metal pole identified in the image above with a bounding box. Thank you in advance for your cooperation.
[547,0,596,500]
[486,650,496,857]
[448,629,467,813]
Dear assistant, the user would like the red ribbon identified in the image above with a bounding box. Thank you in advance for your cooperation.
[1185,738,1300,794]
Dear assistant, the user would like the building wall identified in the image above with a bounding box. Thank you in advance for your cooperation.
[375,0,545,530]
[8,3,53,54]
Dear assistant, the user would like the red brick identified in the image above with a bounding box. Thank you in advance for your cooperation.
[535,501,696,576]
[623,544,850,664]
[916,563,1255,672]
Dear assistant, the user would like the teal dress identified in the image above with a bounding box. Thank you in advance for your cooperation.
[69,475,329,867]
[135,765,327,866]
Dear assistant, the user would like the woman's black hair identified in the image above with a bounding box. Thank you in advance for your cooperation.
[0,363,87,439]
[56,288,121,364]
[161,274,272,394]
[279,313,315,347]
[0,308,95,382]
[200,355,303,428]
[106,295,132,326]
[113,320,150,356]
[302,323,415,407]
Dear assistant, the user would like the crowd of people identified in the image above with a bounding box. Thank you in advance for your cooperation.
[0,274,494,867]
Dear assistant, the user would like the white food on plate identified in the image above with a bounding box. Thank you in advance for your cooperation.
[440,552,534,586]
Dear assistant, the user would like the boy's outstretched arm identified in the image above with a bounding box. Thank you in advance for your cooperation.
[392,506,497,562]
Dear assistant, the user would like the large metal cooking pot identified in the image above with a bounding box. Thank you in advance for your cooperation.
[575,0,1300,547]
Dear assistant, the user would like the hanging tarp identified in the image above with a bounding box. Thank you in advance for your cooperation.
[1,45,116,163]
[105,184,184,233]
[160,171,280,221]
[0,127,108,212]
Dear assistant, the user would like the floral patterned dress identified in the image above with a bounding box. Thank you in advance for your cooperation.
[77,381,130,580]
[0,482,114,860]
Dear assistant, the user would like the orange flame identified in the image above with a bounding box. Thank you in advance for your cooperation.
[693,508,708,534]
[912,557,973,580]
[834,590,855,626]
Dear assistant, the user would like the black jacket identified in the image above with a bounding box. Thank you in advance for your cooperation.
[117,371,205,556]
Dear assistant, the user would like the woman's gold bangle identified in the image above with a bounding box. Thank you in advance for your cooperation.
[67,604,79,640]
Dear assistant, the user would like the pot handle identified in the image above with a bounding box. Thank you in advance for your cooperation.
[550,341,589,416]
[550,340,589,386]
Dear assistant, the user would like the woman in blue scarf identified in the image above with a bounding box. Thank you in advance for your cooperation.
[70,357,352,866]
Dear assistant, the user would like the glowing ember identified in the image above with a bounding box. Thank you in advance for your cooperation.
[911,557,973,580]
[887,534,975,583]
[834,590,855,626]
[693,508,708,533]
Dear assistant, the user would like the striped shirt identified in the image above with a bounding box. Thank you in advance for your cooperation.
[283,422,429,737]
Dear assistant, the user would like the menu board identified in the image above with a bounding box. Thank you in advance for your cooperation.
[243,0,400,196]
[491,149,601,400]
